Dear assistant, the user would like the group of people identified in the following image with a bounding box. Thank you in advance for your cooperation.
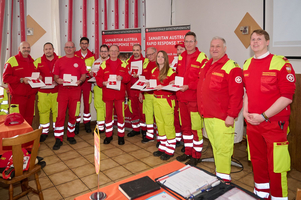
[1,29,295,200]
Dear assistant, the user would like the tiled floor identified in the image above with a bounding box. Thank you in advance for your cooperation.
[1,127,301,200]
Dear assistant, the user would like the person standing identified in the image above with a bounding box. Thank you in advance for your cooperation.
[197,37,243,181]
[0,86,9,115]
[151,51,176,160]
[95,45,131,145]
[74,37,95,134]
[34,42,60,142]
[91,44,109,133]
[175,32,208,166]
[3,41,38,125]
[243,29,295,200]
[126,44,147,138]
[52,41,87,150]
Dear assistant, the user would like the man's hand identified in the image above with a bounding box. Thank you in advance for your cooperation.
[225,116,234,127]
[169,80,175,85]
[155,85,163,90]
[139,93,143,103]
[132,72,138,78]
[180,85,189,92]
[39,75,43,80]
[56,78,64,85]
[103,81,108,86]
[117,75,123,81]
[23,77,30,84]
[90,71,94,77]
[243,112,261,125]
[76,80,82,86]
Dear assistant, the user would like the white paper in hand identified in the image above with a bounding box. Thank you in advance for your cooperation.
[107,74,121,90]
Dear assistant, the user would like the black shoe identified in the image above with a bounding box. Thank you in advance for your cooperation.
[67,137,77,144]
[141,137,154,143]
[118,136,125,145]
[40,134,48,142]
[181,146,185,152]
[38,161,46,169]
[141,130,147,138]
[104,136,113,144]
[176,141,182,147]
[160,153,174,161]
[153,151,164,157]
[185,157,200,166]
[176,154,191,162]
[74,122,80,135]
[36,156,44,163]
[156,142,160,148]
[127,130,140,137]
[53,138,63,150]
[85,122,91,133]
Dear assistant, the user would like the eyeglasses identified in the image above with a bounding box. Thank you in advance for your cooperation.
[64,46,74,49]
[184,40,195,44]
[146,52,155,57]
[109,50,119,52]
[100,51,108,53]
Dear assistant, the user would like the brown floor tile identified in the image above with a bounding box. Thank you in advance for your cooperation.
[28,176,54,191]
[123,160,151,173]
[76,146,94,156]
[42,155,61,165]
[85,153,95,163]
[99,158,120,171]
[233,149,248,159]
[69,141,91,150]
[200,159,216,170]
[288,177,301,194]
[134,140,157,148]
[85,138,95,146]
[0,185,29,200]
[114,174,134,183]
[78,132,94,141]
[99,143,117,151]
[39,143,50,150]
[239,173,254,188]
[230,169,251,181]
[140,156,165,167]
[64,157,90,169]
[288,169,301,181]
[38,148,55,157]
[288,189,296,200]
[48,170,78,185]
[56,150,81,161]
[28,186,62,200]
[51,144,73,154]
[232,180,254,193]
[117,143,141,152]
[128,149,152,159]
[112,153,137,165]
[80,173,111,189]
[64,190,91,200]
[103,166,132,181]
[72,163,95,178]
[56,179,89,198]
[145,145,158,153]
[90,181,114,191]
[102,148,125,157]
[43,162,69,175]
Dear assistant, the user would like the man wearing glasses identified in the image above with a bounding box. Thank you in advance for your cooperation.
[52,41,87,150]
[175,31,208,166]
[74,37,96,134]
[91,44,110,133]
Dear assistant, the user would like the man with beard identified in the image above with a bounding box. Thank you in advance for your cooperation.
[34,42,60,142]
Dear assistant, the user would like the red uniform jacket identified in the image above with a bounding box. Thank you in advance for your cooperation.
[176,48,208,102]
[126,55,145,98]
[151,67,176,96]
[96,58,131,101]
[198,54,243,120]
[3,52,38,96]
[75,49,95,81]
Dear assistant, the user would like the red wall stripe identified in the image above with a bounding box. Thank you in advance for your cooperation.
[134,0,138,28]
[0,0,5,60]
[10,0,13,56]
[104,0,107,30]
[114,0,119,29]
[95,0,99,58]
[125,0,129,29]
[82,0,87,37]
[68,0,73,41]
[19,0,26,42]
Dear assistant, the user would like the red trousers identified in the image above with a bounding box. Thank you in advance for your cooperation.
[105,99,125,137]
[11,94,36,125]
[129,95,146,132]
[54,87,81,141]
[76,81,91,124]
[174,99,182,141]
[247,121,290,199]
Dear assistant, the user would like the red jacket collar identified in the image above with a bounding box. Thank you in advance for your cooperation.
[17,51,34,62]
[41,52,59,62]
[181,47,201,58]
[127,54,145,63]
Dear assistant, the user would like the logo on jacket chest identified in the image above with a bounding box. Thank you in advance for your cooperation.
[74,63,78,68]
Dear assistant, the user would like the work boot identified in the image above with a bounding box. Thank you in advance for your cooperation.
[176,154,191,162]
[141,130,147,139]
[160,153,174,161]
[127,130,140,137]
[141,137,154,143]
[156,142,160,148]
[153,151,164,157]
[53,138,63,150]
[67,137,77,144]
[185,157,200,166]
[104,136,113,144]
[40,134,48,142]
[85,121,91,133]
[181,146,185,152]
[118,136,125,145]
[74,122,80,135]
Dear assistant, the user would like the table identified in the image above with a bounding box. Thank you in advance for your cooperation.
[0,115,33,155]
[75,161,185,200]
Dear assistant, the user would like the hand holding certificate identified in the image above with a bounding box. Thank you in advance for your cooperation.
[162,76,183,92]
[63,74,78,86]
[106,74,121,91]
[26,72,46,88]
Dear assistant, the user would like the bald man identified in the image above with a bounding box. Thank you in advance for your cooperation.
[3,41,39,125]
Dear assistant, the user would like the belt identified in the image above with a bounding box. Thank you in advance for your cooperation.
[154,95,175,99]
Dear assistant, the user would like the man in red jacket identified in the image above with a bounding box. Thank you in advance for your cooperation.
[53,41,87,150]
[34,42,60,142]
[74,37,95,134]
[175,32,208,166]
[3,41,38,125]
[198,37,243,181]
[243,29,295,200]
[126,44,147,138]
[95,45,131,145]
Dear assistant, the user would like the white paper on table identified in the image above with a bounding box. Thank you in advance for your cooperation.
[131,76,147,90]
[26,72,46,88]
[63,74,78,86]
[106,74,121,90]
[146,191,176,200]
[88,77,96,82]
[170,56,178,70]
[130,60,142,75]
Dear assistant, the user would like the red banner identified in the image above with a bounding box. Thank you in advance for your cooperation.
[102,29,141,52]
[145,25,190,63]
